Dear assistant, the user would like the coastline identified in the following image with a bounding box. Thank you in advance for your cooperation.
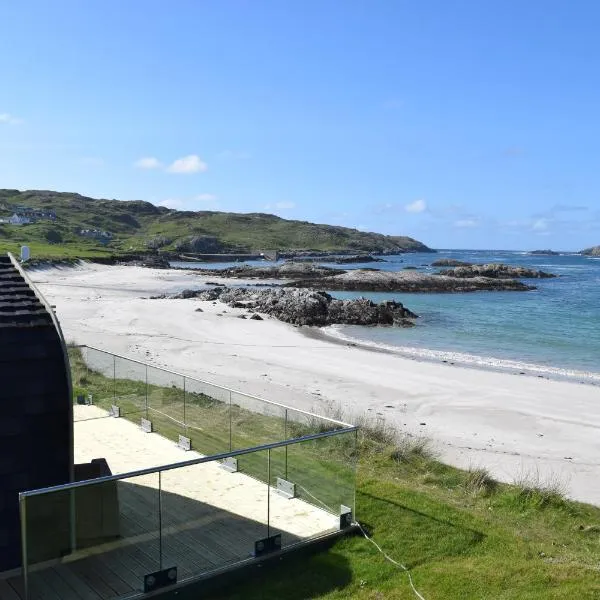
[29,263,600,506]
[309,325,600,387]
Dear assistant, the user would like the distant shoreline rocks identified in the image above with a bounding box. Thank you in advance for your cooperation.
[529,249,560,256]
[153,287,419,327]
[436,263,556,279]
[288,269,536,292]
[581,245,600,256]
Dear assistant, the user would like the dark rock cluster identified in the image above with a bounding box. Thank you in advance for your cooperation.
[157,286,419,327]
[438,263,556,279]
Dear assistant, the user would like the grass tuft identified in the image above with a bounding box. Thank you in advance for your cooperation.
[462,466,498,497]
[506,469,569,510]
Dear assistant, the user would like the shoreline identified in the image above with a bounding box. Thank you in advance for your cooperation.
[28,263,600,506]
[305,325,600,387]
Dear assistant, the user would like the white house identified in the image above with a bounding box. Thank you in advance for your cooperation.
[8,214,32,225]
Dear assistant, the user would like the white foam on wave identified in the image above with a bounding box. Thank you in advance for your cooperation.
[322,325,600,384]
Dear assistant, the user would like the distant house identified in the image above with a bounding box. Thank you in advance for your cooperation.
[11,206,56,221]
[80,228,113,242]
[8,213,32,225]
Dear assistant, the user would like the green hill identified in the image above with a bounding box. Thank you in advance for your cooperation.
[0,189,434,259]
[581,245,600,256]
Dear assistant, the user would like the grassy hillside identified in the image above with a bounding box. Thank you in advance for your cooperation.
[0,189,433,259]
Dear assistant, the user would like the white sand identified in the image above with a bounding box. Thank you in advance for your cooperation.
[31,264,600,505]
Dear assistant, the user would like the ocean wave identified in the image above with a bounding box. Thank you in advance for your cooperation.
[321,325,600,384]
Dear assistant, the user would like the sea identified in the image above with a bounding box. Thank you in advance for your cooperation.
[171,250,600,384]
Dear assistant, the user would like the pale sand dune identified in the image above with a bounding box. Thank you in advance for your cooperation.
[31,264,600,505]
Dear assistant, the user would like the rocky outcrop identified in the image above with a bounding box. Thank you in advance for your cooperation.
[581,245,600,256]
[529,249,559,256]
[287,269,535,292]
[190,263,344,280]
[438,263,556,279]
[431,258,472,267]
[288,255,385,264]
[158,286,419,327]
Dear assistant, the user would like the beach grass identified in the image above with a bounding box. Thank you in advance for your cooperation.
[69,348,600,599]
[202,442,600,600]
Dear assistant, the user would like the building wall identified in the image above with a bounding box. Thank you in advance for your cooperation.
[0,255,72,572]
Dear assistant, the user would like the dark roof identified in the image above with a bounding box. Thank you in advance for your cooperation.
[0,256,52,328]
[0,254,72,572]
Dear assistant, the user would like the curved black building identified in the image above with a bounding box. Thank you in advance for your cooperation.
[0,253,72,572]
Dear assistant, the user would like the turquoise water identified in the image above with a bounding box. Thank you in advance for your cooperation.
[326,251,600,382]
[173,251,600,381]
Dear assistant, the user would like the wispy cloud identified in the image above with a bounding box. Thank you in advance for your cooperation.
[157,198,184,209]
[405,199,427,214]
[532,218,549,231]
[454,218,479,228]
[195,193,218,202]
[167,154,208,174]
[134,157,163,170]
[0,113,23,125]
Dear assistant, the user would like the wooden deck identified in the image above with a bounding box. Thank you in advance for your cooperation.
[2,406,341,599]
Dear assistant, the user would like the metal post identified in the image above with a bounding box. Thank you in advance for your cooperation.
[145,364,149,420]
[284,409,288,479]
[158,472,163,570]
[228,391,233,452]
[113,355,116,402]
[267,449,271,538]
[19,495,29,600]
[69,489,77,553]
[183,377,186,429]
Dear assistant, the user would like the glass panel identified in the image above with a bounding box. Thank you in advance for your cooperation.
[159,450,269,582]
[23,472,161,600]
[114,356,147,417]
[70,345,103,422]
[229,391,287,450]
[280,431,356,536]
[146,366,185,443]
[72,346,116,418]
[285,407,344,438]
[183,379,231,456]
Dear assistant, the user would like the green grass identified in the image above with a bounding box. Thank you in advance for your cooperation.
[70,347,355,512]
[0,188,432,259]
[69,347,600,598]
[205,452,600,599]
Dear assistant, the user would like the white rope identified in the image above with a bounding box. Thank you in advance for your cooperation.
[296,484,428,600]
[355,522,428,600]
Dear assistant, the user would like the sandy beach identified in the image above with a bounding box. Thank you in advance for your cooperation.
[30,263,600,506]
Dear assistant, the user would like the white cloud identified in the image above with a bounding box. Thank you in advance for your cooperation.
[167,155,208,174]
[454,219,479,228]
[0,113,22,125]
[405,199,427,213]
[195,193,217,202]
[134,157,162,170]
[157,198,184,209]
[532,218,549,231]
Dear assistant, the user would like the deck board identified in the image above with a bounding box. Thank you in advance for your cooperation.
[5,406,341,599]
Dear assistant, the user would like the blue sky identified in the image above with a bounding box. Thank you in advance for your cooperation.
[1,1,599,250]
